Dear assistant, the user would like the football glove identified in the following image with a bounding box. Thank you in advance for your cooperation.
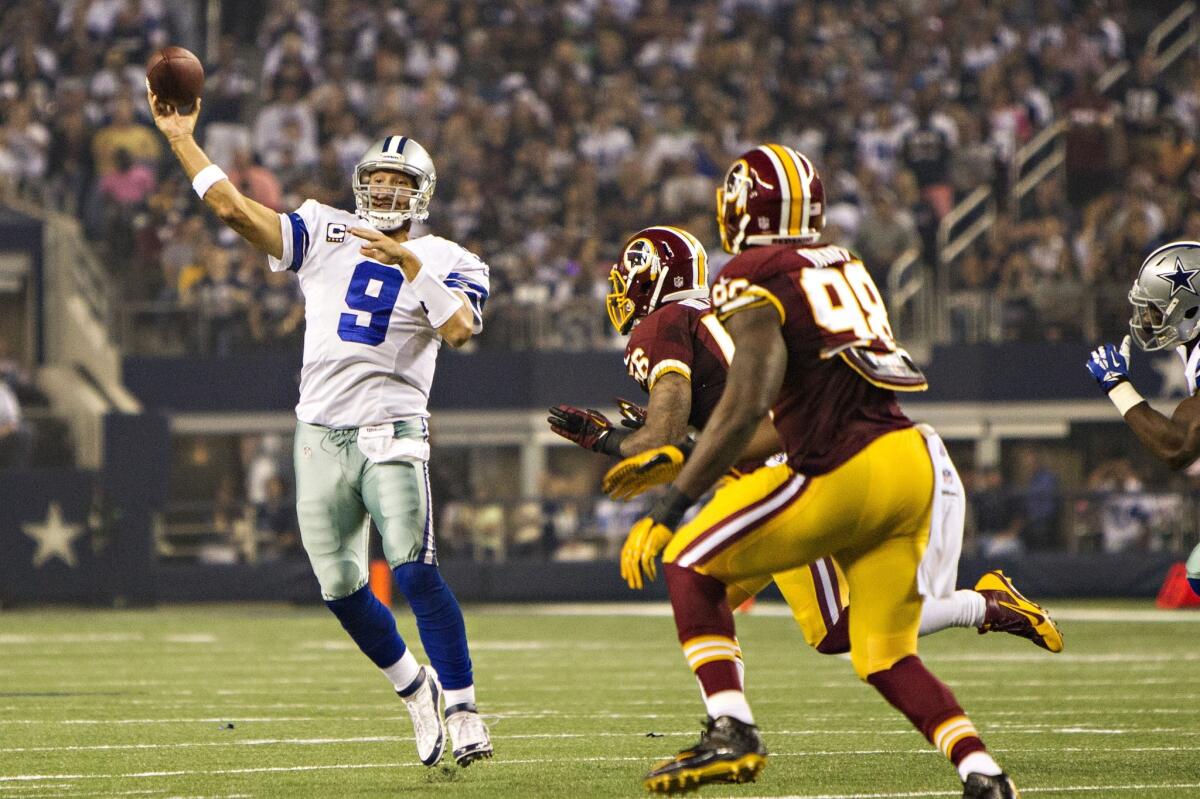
[547,404,627,456]
[620,517,673,590]
[615,397,648,429]
[1085,335,1132,392]
[602,438,693,500]
[619,488,695,590]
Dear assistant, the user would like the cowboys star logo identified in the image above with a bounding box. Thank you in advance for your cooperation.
[1158,257,1200,297]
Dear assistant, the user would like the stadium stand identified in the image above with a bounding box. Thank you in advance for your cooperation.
[0,0,1197,587]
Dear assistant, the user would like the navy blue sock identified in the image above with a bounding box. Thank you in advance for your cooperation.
[324,584,407,669]
[393,562,473,690]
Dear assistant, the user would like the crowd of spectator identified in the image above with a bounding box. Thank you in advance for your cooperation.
[0,0,1193,354]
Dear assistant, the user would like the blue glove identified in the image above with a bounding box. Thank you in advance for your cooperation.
[1085,335,1131,392]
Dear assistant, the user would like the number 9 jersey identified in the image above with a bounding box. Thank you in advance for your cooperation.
[268,199,489,429]
[711,242,925,476]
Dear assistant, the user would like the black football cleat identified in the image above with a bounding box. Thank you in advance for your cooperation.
[975,570,1064,653]
[963,772,1021,798]
[643,715,767,794]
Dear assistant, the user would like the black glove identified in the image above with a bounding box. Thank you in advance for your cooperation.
[615,397,648,429]
[547,404,628,455]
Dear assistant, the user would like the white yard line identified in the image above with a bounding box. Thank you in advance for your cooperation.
[4,757,1200,796]
[6,733,1199,756]
[2,706,1193,726]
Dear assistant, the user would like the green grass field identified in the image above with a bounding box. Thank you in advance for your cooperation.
[1,601,1198,798]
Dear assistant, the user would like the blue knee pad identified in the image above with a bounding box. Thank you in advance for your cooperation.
[324,584,407,669]
[393,562,473,690]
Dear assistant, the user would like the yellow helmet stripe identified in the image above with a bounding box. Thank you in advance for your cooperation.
[788,148,817,235]
[756,146,793,236]
[765,143,803,235]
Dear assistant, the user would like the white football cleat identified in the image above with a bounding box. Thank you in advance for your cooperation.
[445,702,493,766]
[397,666,446,766]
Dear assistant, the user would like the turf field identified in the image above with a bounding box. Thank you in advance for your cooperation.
[1,601,1198,798]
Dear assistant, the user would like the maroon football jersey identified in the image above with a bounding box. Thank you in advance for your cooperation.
[712,243,927,476]
[624,298,732,430]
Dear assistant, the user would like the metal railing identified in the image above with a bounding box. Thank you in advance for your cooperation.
[885,246,928,344]
[1095,1,1195,95]
[931,0,1199,346]
[1010,120,1067,209]
[1150,1,1197,72]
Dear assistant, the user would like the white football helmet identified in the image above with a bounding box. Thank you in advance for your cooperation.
[1129,241,1200,351]
[353,136,437,230]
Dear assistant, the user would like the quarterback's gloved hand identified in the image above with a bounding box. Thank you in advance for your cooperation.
[615,397,647,429]
[602,436,695,500]
[620,488,694,590]
[547,404,627,456]
[1086,335,1132,392]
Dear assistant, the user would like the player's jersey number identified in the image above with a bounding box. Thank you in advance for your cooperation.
[338,261,403,345]
[800,261,896,350]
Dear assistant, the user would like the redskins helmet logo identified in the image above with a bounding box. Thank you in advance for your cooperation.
[717,144,825,254]
[606,226,709,335]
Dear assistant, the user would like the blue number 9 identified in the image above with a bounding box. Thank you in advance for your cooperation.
[337,261,404,345]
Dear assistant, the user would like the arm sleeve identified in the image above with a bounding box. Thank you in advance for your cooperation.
[713,253,789,326]
[266,199,321,273]
[628,306,696,390]
[441,246,490,333]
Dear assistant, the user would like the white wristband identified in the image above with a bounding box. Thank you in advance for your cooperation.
[192,164,228,199]
[410,267,463,328]
[1108,381,1145,417]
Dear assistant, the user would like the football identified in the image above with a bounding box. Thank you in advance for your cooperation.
[146,45,204,112]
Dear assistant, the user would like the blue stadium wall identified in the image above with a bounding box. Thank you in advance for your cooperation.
[0,344,1189,605]
[122,341,1180,410]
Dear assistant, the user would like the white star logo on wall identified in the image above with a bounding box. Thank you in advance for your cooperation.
[22,502,84,568]
[1153,354,1192,398]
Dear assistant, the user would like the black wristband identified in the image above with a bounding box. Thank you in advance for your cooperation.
[597,427,630,457]
[649,486,695,531]
[677,432,696,457]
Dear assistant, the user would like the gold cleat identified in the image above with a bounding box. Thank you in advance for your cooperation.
[975,569,1064,653]
[643,716,767,794]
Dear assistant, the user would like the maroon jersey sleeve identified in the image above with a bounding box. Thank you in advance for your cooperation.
[624,302,698,393]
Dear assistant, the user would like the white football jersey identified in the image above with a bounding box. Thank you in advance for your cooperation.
[1179,342,1200,397]
[268,199,489,429]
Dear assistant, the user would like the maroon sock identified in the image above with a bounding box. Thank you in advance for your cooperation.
[867,655,987,765]
[665,563,741,696]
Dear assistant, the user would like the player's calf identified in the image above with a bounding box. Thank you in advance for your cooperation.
[868,655,1013,792]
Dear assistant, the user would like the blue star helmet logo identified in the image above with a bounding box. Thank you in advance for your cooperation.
[1158,257,1200,297]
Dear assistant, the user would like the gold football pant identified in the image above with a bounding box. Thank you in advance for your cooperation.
[725,559,848,650]
[664,427,933,679]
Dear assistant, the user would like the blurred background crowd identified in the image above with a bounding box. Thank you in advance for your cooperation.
[0,0,1192,353]
[1,0,1196,562]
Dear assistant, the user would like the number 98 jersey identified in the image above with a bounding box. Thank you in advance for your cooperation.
[268,199,489,429]
[712,243,925,476]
